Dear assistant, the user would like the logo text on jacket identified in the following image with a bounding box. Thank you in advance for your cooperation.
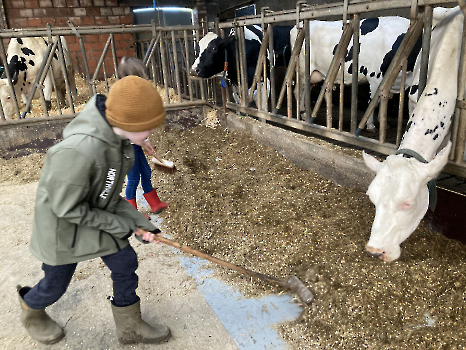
[100,168,116,199]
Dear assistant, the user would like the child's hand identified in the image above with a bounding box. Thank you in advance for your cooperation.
[141,139,154,156]
[134,227,160,243]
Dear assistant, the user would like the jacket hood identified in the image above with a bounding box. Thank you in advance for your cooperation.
[63,94,123,147]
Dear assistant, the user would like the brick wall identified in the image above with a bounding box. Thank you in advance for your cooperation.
[3,0,137,77]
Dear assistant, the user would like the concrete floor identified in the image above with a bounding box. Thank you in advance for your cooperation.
[0,182,302,350]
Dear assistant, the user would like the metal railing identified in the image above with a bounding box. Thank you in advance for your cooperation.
[216,0,466,178]
[0,21,216,123]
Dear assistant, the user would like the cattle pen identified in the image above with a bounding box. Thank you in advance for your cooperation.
[2,0,466,349]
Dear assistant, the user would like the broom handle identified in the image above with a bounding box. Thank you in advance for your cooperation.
[155,235,291,289]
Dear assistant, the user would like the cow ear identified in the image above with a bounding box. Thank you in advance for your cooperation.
[363,151,382,173]
[425,141,452,180]
[223,35,235,46]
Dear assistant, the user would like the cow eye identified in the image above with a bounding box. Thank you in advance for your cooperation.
[6,95,10,100]
[400,200,415,210]
[210,46,216,52]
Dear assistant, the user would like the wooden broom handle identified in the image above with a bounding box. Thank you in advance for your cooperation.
[154,235,291,289]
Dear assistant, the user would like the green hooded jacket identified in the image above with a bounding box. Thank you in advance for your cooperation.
[30,94,157,265]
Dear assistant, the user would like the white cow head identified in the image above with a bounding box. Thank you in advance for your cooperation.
[0,79,16,120]
[362,141,451,262]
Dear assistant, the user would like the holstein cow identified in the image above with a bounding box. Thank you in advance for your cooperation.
[362,8,463,262]
[0,36,77,119]
[290,17,422,131]
[190,25,293,108]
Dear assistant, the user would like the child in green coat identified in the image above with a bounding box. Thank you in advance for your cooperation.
[18,76,171,345]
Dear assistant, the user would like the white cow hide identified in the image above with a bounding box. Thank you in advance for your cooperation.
[362,9,463,262]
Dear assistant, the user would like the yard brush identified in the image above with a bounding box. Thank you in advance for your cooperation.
[150,156,176,174]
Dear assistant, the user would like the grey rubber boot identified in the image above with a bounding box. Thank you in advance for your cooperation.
[111,300,170,344]
[17,285,65,344]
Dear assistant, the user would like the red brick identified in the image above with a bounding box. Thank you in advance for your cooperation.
[87,58,97,68]
[38,0,52,6]
[68,16,82,25]
[55,17,69,26]
[65,36,76,43]
[95,16,109,25]
[66,0,78,6]
[120,15,131,25]
[108,16,120,25]
[33,8,47,16]
[89,50,103,59]
[6,9,20,17]
[3,0,13,7]
[52,0,65,7]
[111,7,124,15]
[79,0,91,6]
[92,41,106,50]
[25,0,39,8]
[100,8,112,16]
[67,42,80,52]
[11,0,25,8]
[115,39,129,49]
[41,17,56,25]
[45,8,72,17]
[85,35,99,43]
[28,18,42,26]
[86,7,99,16]
[105,0,116,6]
[19,8,33,17]
[93,0,103,6]
[9,17,29,28]
[82,16,95,25]
[73,7,86,16]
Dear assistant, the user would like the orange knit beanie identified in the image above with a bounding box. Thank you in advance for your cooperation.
[106,76,166,132]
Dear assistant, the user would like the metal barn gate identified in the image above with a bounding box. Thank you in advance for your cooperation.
[216,0,466,180]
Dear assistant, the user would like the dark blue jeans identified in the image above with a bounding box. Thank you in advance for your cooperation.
[23,244,139,309]
[125,144,153,200]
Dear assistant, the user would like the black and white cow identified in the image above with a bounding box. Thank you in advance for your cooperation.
[0,36,77,119]
[190,25,293,107]
[290,17,422,131]
[362,8,463,262]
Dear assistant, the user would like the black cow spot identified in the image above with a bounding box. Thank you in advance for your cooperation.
[24,71,27,82]
[360,18,379,35]
[29,60,34,66]
[409,84,419,96]
[332,44,338,56]
[359,66,368,76]
[347,63,353,75]
[376,72,381,79]
[22,82,25,86]
[425,88,438,96]
[369,71,375,77]
[21,47,34,56]
[440,121,445,128]
[20,87,23,91]
[344,45,354,62]
[424,125,439,135]
[406,120,412,130]
[433,134,439,140]
[16,38,23,45]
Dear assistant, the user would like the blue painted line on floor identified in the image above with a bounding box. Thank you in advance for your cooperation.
[146,199,303,349]
[178,255,303,350]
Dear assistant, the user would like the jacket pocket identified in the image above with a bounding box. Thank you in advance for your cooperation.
[71,225,78,248]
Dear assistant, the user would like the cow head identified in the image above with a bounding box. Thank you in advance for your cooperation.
[0,79,16,119]
[190,32,234,79]
[362,141,451,262]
